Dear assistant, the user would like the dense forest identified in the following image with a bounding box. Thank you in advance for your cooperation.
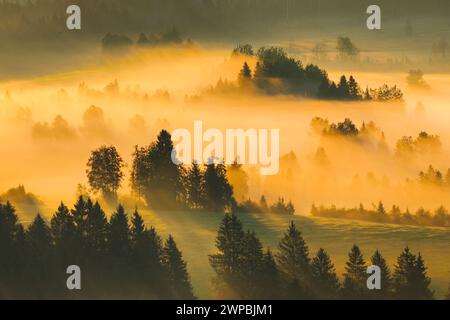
[2,0,450,39]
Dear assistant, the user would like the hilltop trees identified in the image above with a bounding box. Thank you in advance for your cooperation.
[203,162,235,212]
[230,45,402,102]
[86,145,124,204]
[130,130,184,209]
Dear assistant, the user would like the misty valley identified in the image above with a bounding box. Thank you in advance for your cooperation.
[0,0,450,302]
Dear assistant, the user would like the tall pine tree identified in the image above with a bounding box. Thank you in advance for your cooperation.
[276,221,312,298]
[162,235,195,299]
[311,248,340,299]
[342,245,367,299]
[370,249,392,299]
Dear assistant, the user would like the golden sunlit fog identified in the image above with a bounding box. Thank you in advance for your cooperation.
[1,46,450,220]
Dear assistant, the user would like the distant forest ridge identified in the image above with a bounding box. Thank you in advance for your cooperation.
[1,0,450,38]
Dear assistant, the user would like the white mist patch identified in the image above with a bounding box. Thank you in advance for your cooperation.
[171,120,280,175]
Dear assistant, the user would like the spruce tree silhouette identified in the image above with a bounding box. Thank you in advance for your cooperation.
[311,248,340,299]
[276,221,312,298]
[342,245,367,299]
[162,235,195,299]
[260,249,281,299]
[240,230,264,299]
[130,130,184,209]
[370,249,392,299]
[209,213,246,298]
[186,161,205,209]
[392,247,434,299]
[203,161,235,212]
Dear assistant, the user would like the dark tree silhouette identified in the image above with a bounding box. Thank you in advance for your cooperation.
[86,145,124,204]
[370,249,392,299]
[209,213,245,298]
[342,245,367,299]
[185,161,206,209]
[311,248,340,299]
[276,221,312,298]
[203,161,235,212]
[238,62,252,88]
[162,235,195,299]
[393,247,434,299]
[130,130,184,209]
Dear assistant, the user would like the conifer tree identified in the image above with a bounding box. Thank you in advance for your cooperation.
[342,245,367,299]
[276,221,312,297]
[337,75,350,99]
[209,213,245,298]
[204,161,235,212]
[162,235,195,299]
[411,253,434,299]
[71,196,88,240]
[370,249,392,299]
[311,248,340,299]
[347,75,361,100]
[393,247,434,299]
[50,202,76,261]
[108,205,130,258]
[86,201,109,254]
[259,249,281,299]
[240,230,264,299]
[186,161,205,209]
[238,62,252,87]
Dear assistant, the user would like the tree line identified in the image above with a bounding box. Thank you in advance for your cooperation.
[311,202,450,228]
[101,28,188,52]
[232,45,403,101]
[0,199,194,299]
[209,214,439,299]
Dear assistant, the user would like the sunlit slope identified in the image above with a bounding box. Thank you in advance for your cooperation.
[140,210,450,299]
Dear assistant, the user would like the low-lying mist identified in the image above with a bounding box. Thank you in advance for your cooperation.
[1,45,450,220]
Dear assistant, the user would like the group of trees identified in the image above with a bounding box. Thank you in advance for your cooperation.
[311,117,383,139]
[210,214,437,299]
[419,165,450,187]
[233,45,403,102]
[396,132,441,157]
[101,28,187,52]
[238,196,295,215]
[310,117,441,159]
[129,130,235,212]
[311,202,450,228]
[0,198,194,299]
[88,130,294,214]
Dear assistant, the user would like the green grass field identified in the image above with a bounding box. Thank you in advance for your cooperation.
[139,210,450,299]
